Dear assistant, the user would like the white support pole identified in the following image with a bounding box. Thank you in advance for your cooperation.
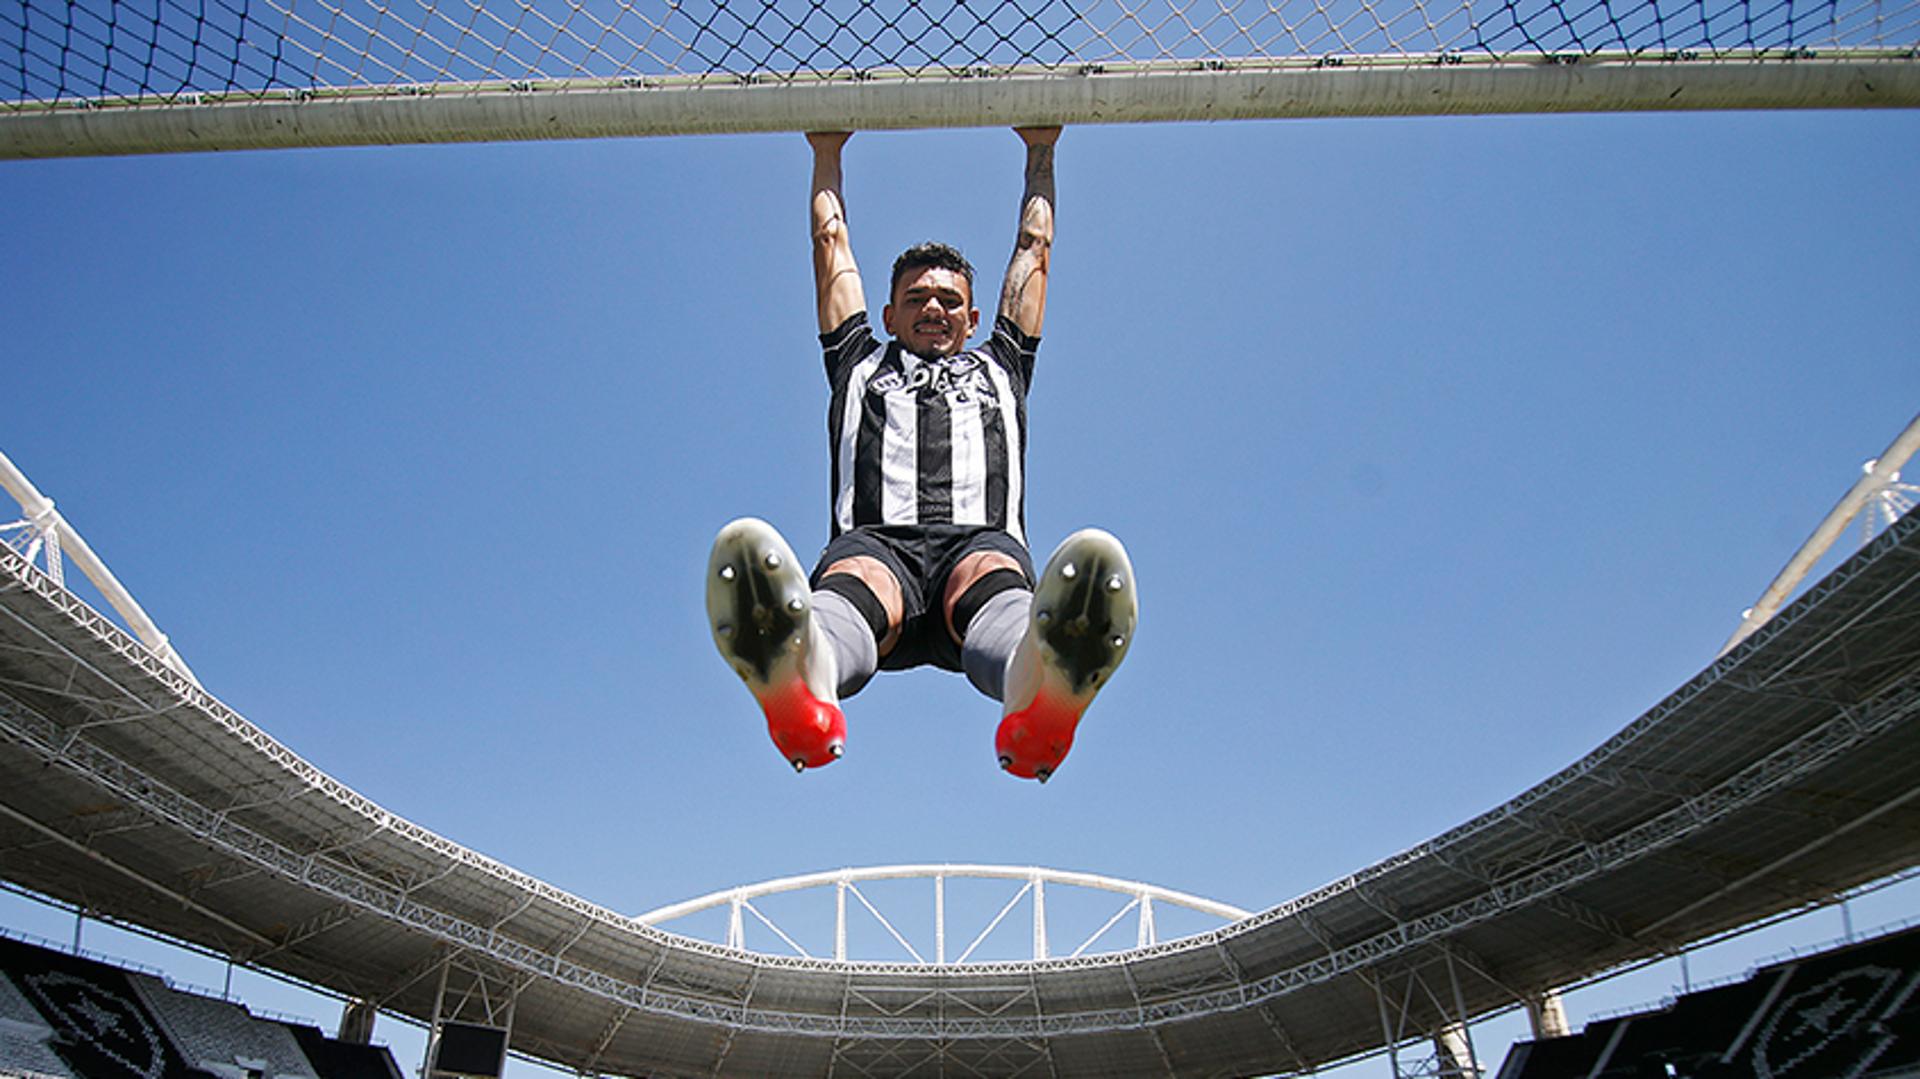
[1721,412,1920,656]
[935,874,946,965]
[835,880,847,962]
[1444,951,1482,1078]
[1434,1026,1477,1078]
[422,957,450,1079]
[499,983,520,1076]
[1371,974,1403,1078]
[1525,991,1570,1039]
[339,998,378,1045]
[1032,875,1048,961]
[0,449,200,686]
[8,515,62,586]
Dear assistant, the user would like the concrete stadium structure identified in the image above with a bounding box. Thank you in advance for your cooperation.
[1,449,1918,1076]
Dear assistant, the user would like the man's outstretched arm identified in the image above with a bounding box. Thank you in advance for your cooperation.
[999,126,1060,338]
[809,131,866,334]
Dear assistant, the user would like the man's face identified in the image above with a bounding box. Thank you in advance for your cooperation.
[883,266,979,359]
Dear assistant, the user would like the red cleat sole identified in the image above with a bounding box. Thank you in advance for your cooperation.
[707,517,846,773]
[996,528,1136,783]
[995,691,1081,783]
[760,680,846,772]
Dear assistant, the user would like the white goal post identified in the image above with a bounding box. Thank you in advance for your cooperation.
[4,0,1918,157]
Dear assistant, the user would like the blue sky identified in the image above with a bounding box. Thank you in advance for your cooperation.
[3,108,1918,1074]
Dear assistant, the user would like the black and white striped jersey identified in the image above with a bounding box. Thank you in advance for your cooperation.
[822,312,1038,545]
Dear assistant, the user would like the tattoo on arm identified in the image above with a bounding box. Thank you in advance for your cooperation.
[1000,141,1056,334]
[809,132,865,333]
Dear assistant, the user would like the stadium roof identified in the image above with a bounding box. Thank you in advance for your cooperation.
[1,511,1917,1077]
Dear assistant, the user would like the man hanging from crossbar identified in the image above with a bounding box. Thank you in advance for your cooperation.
[704,127,1137,783]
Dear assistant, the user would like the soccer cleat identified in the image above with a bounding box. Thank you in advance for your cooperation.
[995,528,1137,782]
[706,518,846,772]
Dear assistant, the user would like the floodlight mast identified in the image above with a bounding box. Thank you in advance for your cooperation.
[1720,412,1920,657]
[0,448,199,687]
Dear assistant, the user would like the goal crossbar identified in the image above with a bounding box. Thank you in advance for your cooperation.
[5,0,1919,158]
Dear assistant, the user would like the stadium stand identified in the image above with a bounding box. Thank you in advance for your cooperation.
[0,963,72,1078]
[0,934,400,1079]
[1497,924,1920,1078]
[130,972,319,1079]
[0,933,210,1078]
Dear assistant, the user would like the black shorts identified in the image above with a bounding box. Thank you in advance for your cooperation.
[811,524,1035,673]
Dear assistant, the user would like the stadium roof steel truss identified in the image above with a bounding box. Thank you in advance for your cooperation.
[2,511,1918,1076]
[634,864,1254,964]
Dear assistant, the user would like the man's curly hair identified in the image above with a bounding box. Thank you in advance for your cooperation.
[890,241,976,300]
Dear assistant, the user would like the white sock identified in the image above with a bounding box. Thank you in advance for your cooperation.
[812,589,879,699]
[961,589,1032,702]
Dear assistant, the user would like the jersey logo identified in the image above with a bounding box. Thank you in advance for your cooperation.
[868,352,1000,405]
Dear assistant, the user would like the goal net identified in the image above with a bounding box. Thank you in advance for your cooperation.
[5,0,1917,157]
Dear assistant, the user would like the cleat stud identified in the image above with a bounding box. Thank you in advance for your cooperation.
[1106,574,1124,592]
[999,755,1014,771]
[719,565,736,581]
[792,758,807,773]
[1110,634,1125,648]
[717,624,734,638]
[764,551,783,570]
[1089,672,1102,686]
[829,744,844,759]
[1060,563,1077,581]
[1036,609,1052,624]
[787,597,805,613]
[1035,768,1052,784]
